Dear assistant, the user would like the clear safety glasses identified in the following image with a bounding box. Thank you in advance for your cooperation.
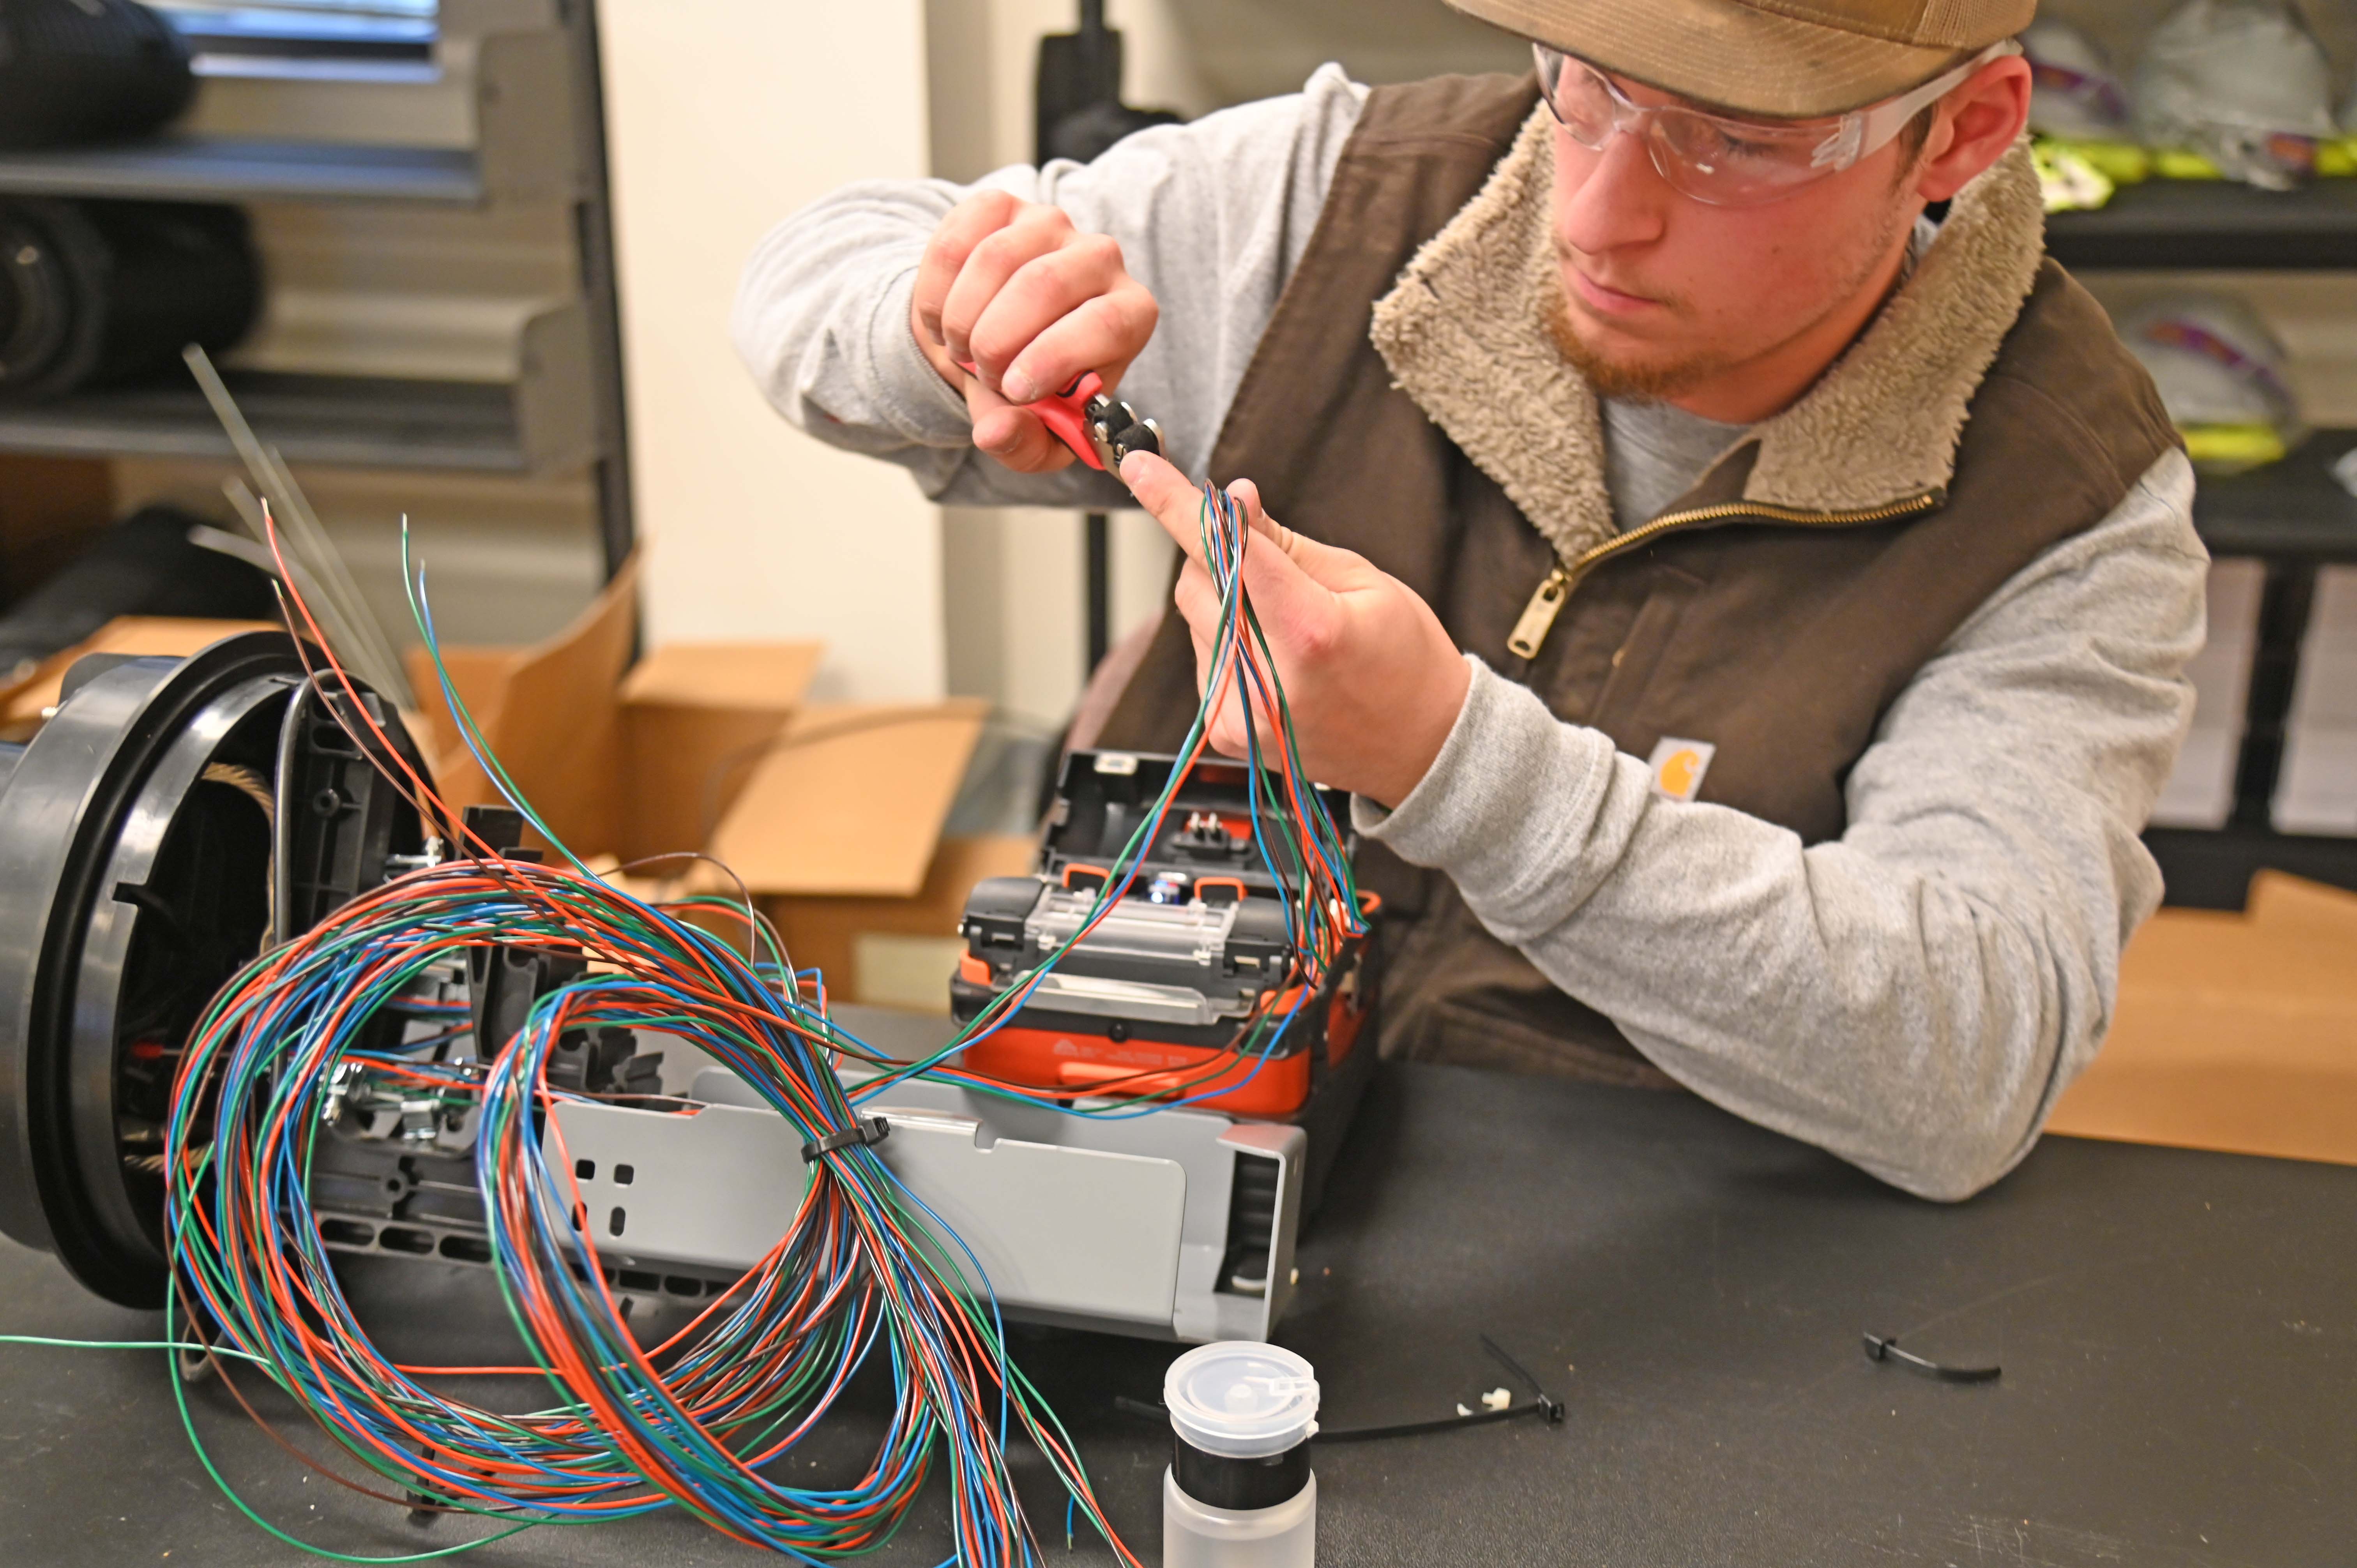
[1533,38,2022,207]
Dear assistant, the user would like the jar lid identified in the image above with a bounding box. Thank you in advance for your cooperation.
[1164,1341,1320,1459]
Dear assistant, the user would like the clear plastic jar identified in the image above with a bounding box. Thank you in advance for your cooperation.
[1163,1467,1316,1568]
[1162,1342,1319,1568]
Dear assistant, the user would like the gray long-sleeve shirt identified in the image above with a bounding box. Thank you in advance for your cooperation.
[733,65,2208,1202]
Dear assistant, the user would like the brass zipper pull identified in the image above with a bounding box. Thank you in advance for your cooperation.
[1507,567,1571,660]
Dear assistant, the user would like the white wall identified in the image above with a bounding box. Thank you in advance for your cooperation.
[601,0,1210,713]
[600,0,945,701]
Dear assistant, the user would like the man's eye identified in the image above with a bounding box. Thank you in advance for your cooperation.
[1711,126,1774,159]
[1689,122,1786,167]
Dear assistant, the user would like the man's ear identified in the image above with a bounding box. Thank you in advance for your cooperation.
[1912,56,2032,204]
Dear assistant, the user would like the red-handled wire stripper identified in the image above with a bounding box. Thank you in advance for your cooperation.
[960,364,1164,473]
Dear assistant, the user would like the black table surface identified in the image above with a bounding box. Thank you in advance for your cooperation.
[4,1058,2352,1566]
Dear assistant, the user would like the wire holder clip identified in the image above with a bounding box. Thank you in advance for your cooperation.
[802,1116,891,1164]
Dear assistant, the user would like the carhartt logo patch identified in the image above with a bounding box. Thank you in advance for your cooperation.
[1647,738,1715,803]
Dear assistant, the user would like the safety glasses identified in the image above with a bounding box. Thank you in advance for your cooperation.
[1534,38,2023,207]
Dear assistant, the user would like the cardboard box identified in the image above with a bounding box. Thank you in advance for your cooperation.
[2049,872,2357,1167]
[702,701,991,898]
[617,641,823,865]
[406,564,1027,1012]
[761,833,1040,1014]
[405,559,646,858]
[0,454,112,610]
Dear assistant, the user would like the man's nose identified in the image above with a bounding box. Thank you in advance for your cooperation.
[1557,123,1671,257]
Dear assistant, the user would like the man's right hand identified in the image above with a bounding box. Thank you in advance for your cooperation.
[910,190,1159,473]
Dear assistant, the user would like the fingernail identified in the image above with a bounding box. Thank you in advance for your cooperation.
[1002,369,1037,404]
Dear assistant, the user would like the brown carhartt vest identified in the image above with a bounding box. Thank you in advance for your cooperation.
[1100,74,2179,1086]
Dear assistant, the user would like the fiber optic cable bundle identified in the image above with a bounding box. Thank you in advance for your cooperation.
[148,480,1363,1562]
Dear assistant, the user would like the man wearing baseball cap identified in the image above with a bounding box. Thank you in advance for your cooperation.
[735,2,2201,1201]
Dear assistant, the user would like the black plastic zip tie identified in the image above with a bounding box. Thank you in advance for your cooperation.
[1315,1401,1554,1443]
[802,1116,890,1164]
[1863,1331,2001,1384]
[1115,1337,1567,1444]
[1118,1392,1557,1444]
[1481,1333,1566,1424]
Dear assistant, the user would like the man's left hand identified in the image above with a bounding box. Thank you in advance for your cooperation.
[1120,451,1470,810]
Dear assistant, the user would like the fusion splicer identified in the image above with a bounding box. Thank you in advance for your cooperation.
[951,750,1383,1213]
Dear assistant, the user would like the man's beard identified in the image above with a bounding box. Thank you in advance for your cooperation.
[1542,282,1726,404]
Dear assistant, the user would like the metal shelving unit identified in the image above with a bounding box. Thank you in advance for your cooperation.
[0,136,479,205]
[0,372,521,471]
[2144,825,2357,910]
[0,0,633,576]
[2062,184,2357,903]
[2192,428,2357,563]
[2159,435,2357,905]
[2048,178,2357,270]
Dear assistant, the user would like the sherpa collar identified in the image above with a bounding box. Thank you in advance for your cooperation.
[1368,109,2049,565]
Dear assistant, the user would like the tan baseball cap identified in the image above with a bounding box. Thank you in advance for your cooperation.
[1445,0,2036,118]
